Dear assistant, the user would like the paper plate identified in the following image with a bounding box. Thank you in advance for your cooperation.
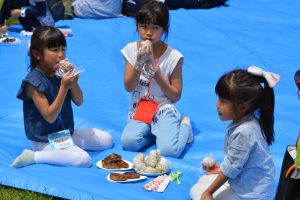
[0,37,20,43]
[107,172,147,183]
[134,168,169,177]
[96,159,133,170]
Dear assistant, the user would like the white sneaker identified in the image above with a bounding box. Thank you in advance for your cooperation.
[181,116,193,144]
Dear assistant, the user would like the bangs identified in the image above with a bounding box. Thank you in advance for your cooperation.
[45,29,66,49]
[136,8,164,27]
[215,74,232,100]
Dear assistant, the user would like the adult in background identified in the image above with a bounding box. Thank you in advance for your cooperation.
[64,0,122,19]
[0,0,54,32]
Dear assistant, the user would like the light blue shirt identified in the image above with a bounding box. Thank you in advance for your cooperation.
[220,114,276,200]
[72,0,121,19]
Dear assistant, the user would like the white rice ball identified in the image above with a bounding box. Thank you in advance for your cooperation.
[133,153,144,165]
[156,157,169,173]
[150,150,160,157]
[149,150,161,161]
[144,155,157,168]
[157,157,168,166]
[141,40,151,48]
[144,166,157,173]
[156,163,169,173]
[134,162,146,171]
[201,156,215,168]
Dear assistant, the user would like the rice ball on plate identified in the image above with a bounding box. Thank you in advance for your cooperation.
[144,155,157,168]
[144,166,157,173]
[133,153,144,164]
[134,162,147,171]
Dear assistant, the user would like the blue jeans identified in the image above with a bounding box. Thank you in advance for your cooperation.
[121,110,190,158]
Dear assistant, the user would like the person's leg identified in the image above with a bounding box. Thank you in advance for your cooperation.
[11,149,35,168]
[11,142,92,168]
[33,142,92,167]
[121,119,154,151]
[63,0,74,19]
[18,17,41,31]
[152,110,190,158]
[72,128,113,151]
[190,174,239,200]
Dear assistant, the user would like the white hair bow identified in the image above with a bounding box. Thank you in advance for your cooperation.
[247,66,280,88]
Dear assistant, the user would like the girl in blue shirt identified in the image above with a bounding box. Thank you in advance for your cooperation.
[11,26,113,168]
[190,66,280,200]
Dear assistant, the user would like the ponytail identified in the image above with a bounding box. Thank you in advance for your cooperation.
[258,80,275,145]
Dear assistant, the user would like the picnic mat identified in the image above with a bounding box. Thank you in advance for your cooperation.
[0,0,299,199]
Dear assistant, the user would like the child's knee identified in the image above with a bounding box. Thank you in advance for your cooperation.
[96,129,113,150]
[73,151,92,167]
[190,183,203,200]
[102,133,113,149]
[159,145,181,158]
[121,134,140,151]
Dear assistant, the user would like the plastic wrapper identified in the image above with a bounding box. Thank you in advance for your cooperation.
[135,40,158,79]
[55,58,85,77]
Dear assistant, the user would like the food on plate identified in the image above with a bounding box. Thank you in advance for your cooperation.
[109,173,127,181]
[109,172,141,181]
[1,37,16,43]
[133,150,169,174]
[102,153,129,169]
[124,172,140,179]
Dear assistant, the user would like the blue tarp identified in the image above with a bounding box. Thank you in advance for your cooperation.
[0,0,299,199]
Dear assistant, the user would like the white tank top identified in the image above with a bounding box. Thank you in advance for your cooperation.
[121,42,184,120]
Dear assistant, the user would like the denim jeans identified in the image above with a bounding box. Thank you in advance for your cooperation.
[121,110,190,158]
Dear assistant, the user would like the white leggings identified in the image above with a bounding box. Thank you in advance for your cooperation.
[190,174,239,200]
[32,128,113,167]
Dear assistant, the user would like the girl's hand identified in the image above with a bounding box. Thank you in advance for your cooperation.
[205,163,221,175]
[143,57,158,78]
[135,40,153,71]
[10,9,21,18]
[61,73,79,90]
[200,191,214,200]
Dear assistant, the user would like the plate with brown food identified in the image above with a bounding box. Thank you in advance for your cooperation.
[107,172,147,183]
[0,37,20,43]
[96,153,133,170]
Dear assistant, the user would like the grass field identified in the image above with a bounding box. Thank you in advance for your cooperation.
[0,0,63,199]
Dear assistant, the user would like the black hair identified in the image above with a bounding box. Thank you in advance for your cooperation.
[29,26,66,70]
[215,68,275,145]
[135,0,169,38]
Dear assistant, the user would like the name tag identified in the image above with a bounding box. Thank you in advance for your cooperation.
[48,129,74,150]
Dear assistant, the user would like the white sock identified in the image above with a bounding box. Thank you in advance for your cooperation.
[181,116,193,144]
[11,149,35,168]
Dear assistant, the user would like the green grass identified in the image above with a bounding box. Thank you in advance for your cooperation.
[0,0,19,26]
[0,185,63,200]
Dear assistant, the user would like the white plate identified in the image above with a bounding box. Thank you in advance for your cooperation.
[107,172,147,183]
[134,168,169,177]
[0,37,20,43]
[96,159,133,170]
